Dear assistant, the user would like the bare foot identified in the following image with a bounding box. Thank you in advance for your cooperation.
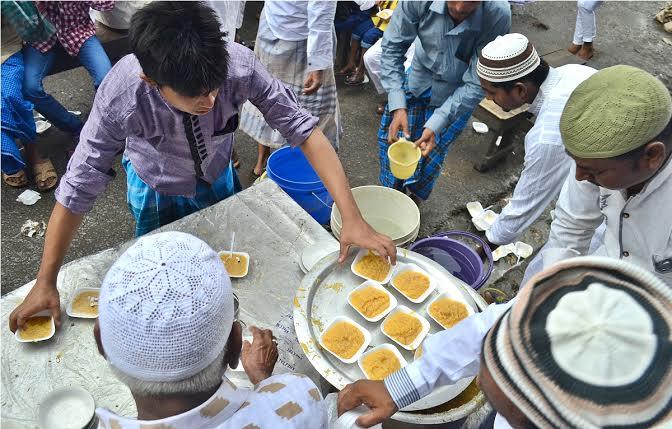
[568,43,582,54]
[577,42,594,60]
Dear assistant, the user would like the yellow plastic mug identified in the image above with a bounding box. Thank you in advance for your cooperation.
[388,139,421,180]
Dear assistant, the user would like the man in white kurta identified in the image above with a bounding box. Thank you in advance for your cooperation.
[475,34,596,246]
[94,232,327,429]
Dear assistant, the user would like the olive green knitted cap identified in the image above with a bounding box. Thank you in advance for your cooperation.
[560,65,672,159]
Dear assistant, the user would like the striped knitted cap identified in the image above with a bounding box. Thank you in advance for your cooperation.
[560,65,672,158]
[483,256,672,429]
[477,33,541,83]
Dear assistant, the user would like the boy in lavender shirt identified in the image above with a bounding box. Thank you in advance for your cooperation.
[9,2,395,333]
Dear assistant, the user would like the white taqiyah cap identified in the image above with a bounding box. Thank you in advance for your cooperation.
[99,231,234,382]
[477,33,541,82]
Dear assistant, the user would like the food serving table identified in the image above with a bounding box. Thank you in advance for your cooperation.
[1,180,334,428]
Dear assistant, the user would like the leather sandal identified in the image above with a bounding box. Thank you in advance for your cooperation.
[32,160,58,192]
[3,170,28,188]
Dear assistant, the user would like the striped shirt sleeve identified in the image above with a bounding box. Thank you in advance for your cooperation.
[383,302,513,409]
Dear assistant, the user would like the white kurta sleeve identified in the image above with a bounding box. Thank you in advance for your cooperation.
[546,165,605,255]
[384,301,513,409]
[486,127,572,245]
[306,1,336,72]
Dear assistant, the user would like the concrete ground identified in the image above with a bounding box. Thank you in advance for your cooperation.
[2,1,670,295]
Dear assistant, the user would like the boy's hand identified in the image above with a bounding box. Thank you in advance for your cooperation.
[9,279,61,333]
[338,380,398,427]
[303,70,324,95]
[338,216,396,265]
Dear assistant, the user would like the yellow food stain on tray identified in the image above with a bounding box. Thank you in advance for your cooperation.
[322,321,365,359]
[383,312,422,346]
[18,316,52,341]
[354,253,391,282]
[220,253,248,277]
[393,271,430,300]
[324,282,344,293]
[350,286,390,318]
[429,298,468,328]
[293,297,301,308]
[311,318,324,331]
[71,290,99,316]
[361,349,401,380]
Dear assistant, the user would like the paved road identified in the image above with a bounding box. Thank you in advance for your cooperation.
[2,1,669,294]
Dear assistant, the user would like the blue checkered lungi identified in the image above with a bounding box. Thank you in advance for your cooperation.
[123,156,242,236]
[378,85,470,200]
[1,52,36,175]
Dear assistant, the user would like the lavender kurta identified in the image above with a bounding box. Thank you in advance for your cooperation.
[55,42,319,214]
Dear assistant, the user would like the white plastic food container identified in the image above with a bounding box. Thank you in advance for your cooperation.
[357,343,408,380]
[66,288,100,319]
[472,121,489,134]
[347,281,397,322]
[218,251,250,278]
[351,249,394,284]
[319,316,372,364]
[426,292,475,330]
[389,264,436,304]
[15,310,55,343]
[381,306,430,351]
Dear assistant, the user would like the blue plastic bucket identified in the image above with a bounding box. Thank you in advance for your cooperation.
[266,147,333,225]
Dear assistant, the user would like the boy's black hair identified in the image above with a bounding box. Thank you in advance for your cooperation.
[129,1,228,97]
[491,58,550,91]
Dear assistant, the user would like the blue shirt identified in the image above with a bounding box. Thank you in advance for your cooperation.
[381,1,511,133]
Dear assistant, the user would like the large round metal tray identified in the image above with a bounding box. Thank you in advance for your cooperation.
[294,249,488,424]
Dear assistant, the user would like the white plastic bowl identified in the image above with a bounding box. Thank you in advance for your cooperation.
[381,306,430,351]
[351,249,394,284]
[357,343,408,380]
[66,288,100,319]
[319,316,372,364]
[426,292,475,330]
[15,310,55,343]
[389,264,437,304]
[38,386,95,429]
[331,186,419,242]
[218,251,250,278]
[347,281,398,322]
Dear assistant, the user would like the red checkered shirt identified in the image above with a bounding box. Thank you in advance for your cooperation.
[32,1,115,57]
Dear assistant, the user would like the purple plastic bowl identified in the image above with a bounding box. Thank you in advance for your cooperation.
[409,231,493,290]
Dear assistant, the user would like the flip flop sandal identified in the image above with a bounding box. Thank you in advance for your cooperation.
[3,170,29,188]
[345,74,370,86]
[32,160,58,192]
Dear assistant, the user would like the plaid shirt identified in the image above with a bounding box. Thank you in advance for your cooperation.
[32,1,114,57]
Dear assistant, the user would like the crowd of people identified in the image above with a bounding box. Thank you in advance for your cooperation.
[2,1,671,428]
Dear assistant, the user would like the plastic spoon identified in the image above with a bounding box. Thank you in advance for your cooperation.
[229,232,236,258]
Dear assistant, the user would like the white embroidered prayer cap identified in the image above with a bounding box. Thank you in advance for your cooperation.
[477,33,541,82]
[99,231,234,382]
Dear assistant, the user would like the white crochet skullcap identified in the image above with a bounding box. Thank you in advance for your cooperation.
[477,33,541,82]
[99,231,234,382]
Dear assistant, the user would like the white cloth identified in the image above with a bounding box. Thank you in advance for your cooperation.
[355,0,376,11]
[263,1,336,72]
[486,65,597,245]
[363,38,415,95]
[96,374,328,428]
[546,158,672,284]
[93,1,152,30]
[572,0,602,44]
[206,0,247,42]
